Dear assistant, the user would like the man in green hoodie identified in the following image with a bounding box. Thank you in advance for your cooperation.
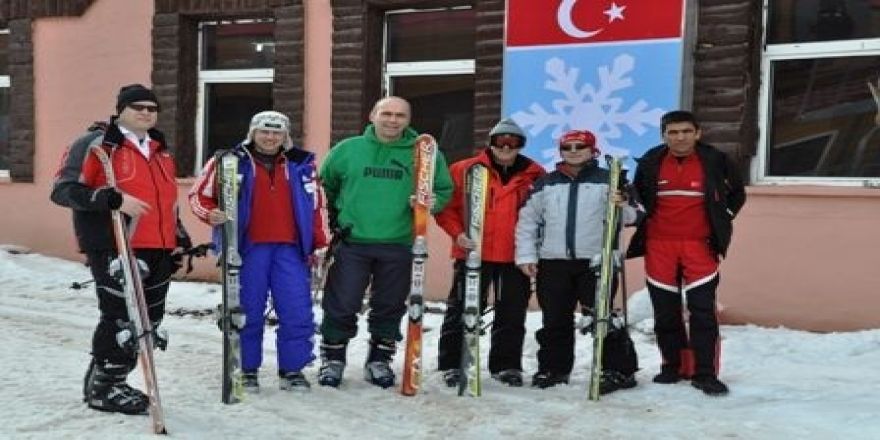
[317,96,453,389]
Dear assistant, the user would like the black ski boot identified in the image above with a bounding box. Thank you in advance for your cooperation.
[599,370,637,395]
[279,371,311,391]
[491,369,524,387]
[531,371,569,389]
[364,337,396,389]
[691,375,729,396]
[653,368,682,384]
[442,369,462,388]
[242,370,260,394]
[318,339,348,388]
[85,360,149,415]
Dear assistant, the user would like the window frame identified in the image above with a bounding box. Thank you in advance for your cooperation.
[756,1,880,186]
[382,8,475,92]
[195,19,274,173]
[0,28,9,181]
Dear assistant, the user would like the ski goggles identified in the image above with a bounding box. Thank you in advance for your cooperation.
[491,134,524,149]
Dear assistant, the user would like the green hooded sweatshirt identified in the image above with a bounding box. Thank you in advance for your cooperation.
[320,124,453,245]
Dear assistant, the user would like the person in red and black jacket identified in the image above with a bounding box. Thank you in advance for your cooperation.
[434,118,545,388]
[626,110,746,396]
[51,84,191,415]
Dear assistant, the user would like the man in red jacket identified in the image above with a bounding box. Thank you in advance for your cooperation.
[51,84,191,414]
[435,118,545,387]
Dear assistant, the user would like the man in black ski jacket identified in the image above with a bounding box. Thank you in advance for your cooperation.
[626,110,746,396]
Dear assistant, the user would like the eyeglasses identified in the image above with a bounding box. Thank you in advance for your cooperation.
[559,142,591,153]
[127,104,159,113]
[492,134,524,150]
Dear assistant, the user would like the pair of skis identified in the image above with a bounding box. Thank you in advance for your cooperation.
[459,164,488,397]
[401,134,437,396]
[217,152,245,404]
[90,146,167,434]
[588,155,624,401]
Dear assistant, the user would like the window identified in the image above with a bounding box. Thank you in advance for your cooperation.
[0,29,9,181]
[196,19,274,171]
[384,8,475,164]
[758,0,880,183]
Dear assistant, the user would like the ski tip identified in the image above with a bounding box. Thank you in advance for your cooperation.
[415,133,437,147]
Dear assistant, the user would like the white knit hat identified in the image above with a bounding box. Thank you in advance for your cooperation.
[245,111,293,149]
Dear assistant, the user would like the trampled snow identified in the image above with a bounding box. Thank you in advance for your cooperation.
[1,247,878,439]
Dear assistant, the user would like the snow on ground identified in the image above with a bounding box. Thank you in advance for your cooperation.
[1,247,879,440]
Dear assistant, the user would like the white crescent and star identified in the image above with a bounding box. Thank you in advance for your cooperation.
[557,0,628,39]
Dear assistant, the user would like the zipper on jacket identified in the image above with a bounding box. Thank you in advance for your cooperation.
[565,176,578,259]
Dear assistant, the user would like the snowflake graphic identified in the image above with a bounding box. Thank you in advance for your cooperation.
[512,54,665,161]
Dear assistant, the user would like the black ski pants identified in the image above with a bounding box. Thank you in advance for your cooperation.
[319,242,412,345]
[535,259,634,375]
[86,249,174,365]
[648,275,720,378]
[437,260,532,373]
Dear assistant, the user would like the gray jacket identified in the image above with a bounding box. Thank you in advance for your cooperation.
[515,162,639,265]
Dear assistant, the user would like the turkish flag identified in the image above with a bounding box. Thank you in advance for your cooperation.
[506,0,685,47]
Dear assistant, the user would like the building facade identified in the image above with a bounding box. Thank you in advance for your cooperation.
[0,0,878,331]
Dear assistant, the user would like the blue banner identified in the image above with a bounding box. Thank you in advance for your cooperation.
[503,41,682,171]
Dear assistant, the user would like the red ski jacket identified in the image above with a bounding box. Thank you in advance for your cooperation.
[51,121,184,252]
[435,149,545,263]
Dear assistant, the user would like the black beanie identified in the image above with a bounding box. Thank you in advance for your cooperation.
[116,84,159,113]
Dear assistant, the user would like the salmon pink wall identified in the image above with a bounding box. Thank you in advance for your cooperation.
[715,186,880,331]
[303,0,332,162]
[3,0,155,263]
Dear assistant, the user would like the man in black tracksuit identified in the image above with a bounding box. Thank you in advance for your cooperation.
[626,110,746,396]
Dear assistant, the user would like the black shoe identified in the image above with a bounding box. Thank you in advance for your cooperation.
[531,371,569,389]
[599,371,637,395]
[364,361,395,388]
[279,371,311,391]
[691,375,729,396]
[87,383,149,415]
[442,370,461,388]
[364,337,396,388]
[492,369,524,387]
[318,361,345,388]
[652,370,682,384]
[319,339,348,388]
[242,371,260,394]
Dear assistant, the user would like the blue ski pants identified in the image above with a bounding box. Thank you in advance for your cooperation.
[240,243,315,373]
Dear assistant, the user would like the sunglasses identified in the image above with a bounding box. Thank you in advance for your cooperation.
[492,134,524,150]
[559,142,591,152]
[127,103,159,113]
